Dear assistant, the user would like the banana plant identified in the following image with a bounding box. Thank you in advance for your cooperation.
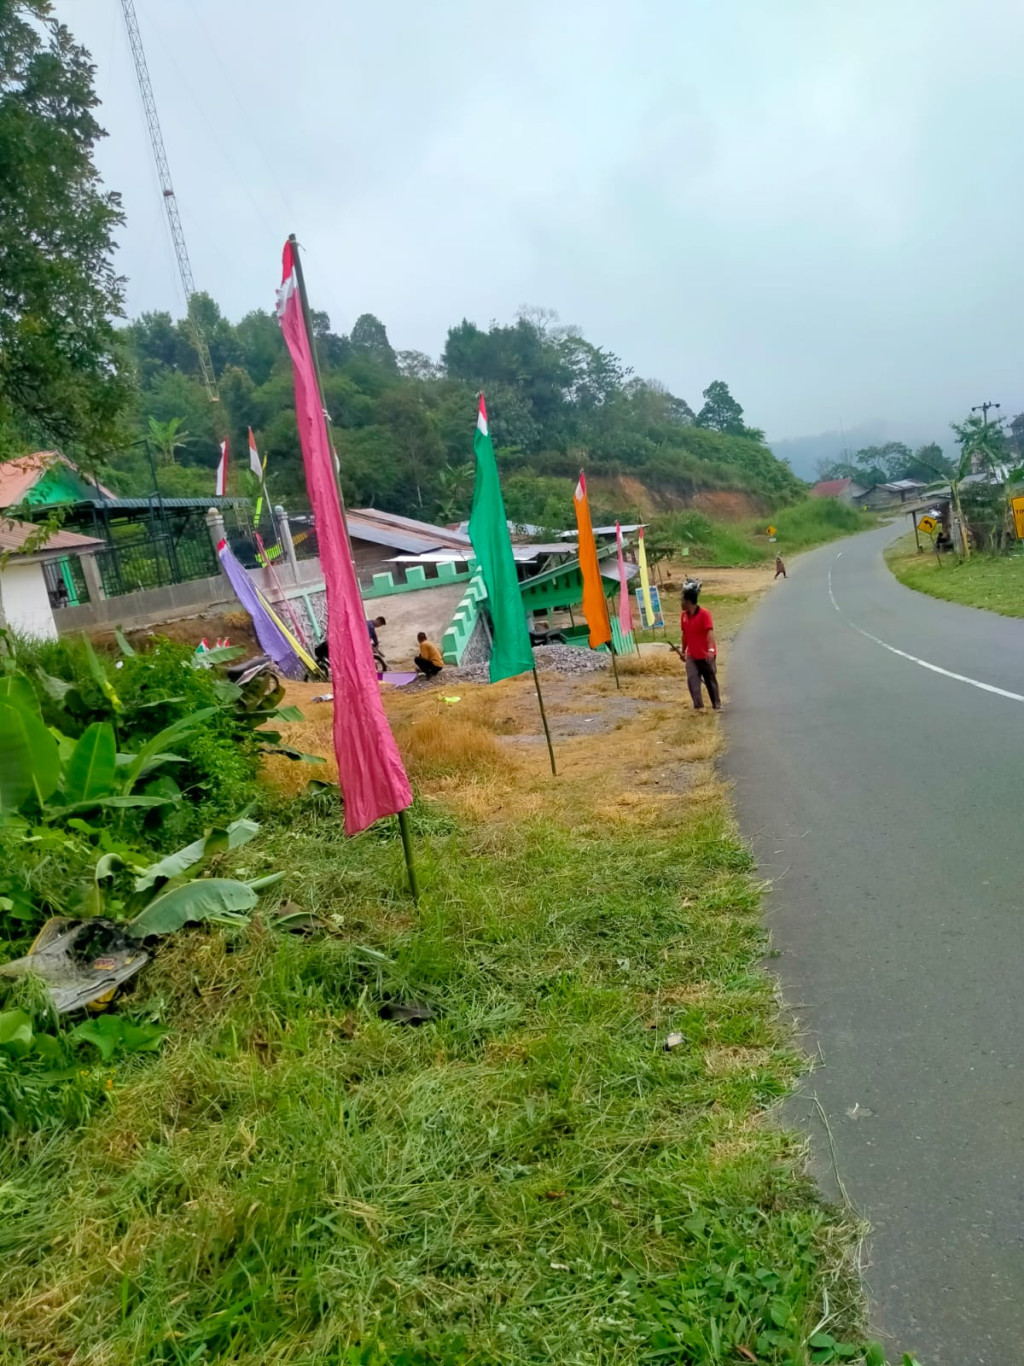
[0,671,218,823]
[83,816,283,935]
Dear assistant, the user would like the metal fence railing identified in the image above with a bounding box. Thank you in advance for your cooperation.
[96,533,218,599]
[43,555,90,608]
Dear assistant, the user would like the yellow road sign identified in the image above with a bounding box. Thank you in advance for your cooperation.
[1012,496,1024,540]
[917,515,937,535]
[766,525,776,536]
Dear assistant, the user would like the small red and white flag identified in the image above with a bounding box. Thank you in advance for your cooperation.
[215,438,229,496]
[248,427,263,481]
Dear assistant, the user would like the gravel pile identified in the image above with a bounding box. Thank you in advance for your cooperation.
[424,644,610,687]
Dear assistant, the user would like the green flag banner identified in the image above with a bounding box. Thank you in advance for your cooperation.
[468,394,534,684]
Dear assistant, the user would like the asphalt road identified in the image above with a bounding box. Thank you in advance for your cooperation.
[724,526,1024,1365]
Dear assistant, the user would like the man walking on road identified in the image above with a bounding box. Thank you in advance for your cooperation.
[774,552,787,580]
[679,583,720,710]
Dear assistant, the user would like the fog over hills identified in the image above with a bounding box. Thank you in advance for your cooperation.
[770,422,956,482]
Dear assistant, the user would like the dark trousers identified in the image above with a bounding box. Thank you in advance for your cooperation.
[415,656,442,678]
[685,656,720,709]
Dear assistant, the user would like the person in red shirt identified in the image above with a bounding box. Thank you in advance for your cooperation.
[679,583,720,710]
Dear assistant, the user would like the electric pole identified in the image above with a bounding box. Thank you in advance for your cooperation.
[971,401,1000,427]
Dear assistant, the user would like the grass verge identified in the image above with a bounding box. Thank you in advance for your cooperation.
[0,586,867,1366]
[886,532,1024,618]
[654,499,876,568]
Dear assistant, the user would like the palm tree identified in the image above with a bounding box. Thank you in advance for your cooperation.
[147,416,189,467]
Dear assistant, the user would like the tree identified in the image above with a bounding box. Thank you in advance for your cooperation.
[111,292,805,516]
[146,415,189,466]
[694,381,747,435]
[1008,412,1024,464]
[350,313,397,370]
[951,414,1007,475]
[948,415,1009,559]
[850,442,911,484]
[0,1,129,455]
[432,463,474,523]
[903,442,953,483]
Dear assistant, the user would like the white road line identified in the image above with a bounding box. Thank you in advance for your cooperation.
[827,557,1024,705]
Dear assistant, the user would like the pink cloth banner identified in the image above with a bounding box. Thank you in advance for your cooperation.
[276,240,412,834]
[615,521,633,637]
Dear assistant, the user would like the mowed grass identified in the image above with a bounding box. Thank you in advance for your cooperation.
[0,648,862,1366]
[887,533,1024,618]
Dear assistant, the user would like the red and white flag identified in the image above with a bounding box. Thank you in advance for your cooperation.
[248,427,263,481]
[276,239,412,835]
[615,521,633,637]
[215,438,229,496]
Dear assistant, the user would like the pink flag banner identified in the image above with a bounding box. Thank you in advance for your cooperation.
[615,521,633,637]
[276,240,412,834]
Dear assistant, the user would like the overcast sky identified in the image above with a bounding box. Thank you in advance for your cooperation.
[60,0,1024,442]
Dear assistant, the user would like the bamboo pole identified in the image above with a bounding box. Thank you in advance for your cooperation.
[288,235,419,901]
[532,664,557,775]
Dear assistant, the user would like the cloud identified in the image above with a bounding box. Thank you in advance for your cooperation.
[58,0,1024,438]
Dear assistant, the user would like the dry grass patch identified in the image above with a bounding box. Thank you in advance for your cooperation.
[393,712,512,780]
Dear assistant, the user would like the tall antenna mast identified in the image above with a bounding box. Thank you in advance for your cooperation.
[119,0,219,403]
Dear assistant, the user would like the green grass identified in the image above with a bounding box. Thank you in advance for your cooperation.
[654,499,875,568]
[886,533,1024,617]
[0,770,864,1366]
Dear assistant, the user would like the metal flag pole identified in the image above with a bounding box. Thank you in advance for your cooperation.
[288,234,419,902]
[532,663,557,775]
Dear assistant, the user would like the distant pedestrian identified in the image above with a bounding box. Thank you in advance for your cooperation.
[680,584,720,711]
[774,553,787,580]
[366,615,386,646]
[414,632,444,679]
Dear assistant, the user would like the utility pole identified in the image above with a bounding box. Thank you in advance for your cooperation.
[119,0,219,406]
[971,401,1001,427]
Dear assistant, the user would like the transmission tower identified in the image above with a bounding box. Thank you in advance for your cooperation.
[119,0,219,403]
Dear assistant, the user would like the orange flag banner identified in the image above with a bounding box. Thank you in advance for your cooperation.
[573,471,612,649]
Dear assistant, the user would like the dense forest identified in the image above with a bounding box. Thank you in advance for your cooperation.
[106,297,805,525]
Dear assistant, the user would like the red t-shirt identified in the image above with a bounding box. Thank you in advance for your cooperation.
[681,606,715,660]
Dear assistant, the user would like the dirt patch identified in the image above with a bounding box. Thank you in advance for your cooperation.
[91,609,262,656]
[690,489,765,520]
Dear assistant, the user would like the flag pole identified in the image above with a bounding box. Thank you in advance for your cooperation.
[532,664,557,775]
[610,644,621,689]
[287,233,419,903]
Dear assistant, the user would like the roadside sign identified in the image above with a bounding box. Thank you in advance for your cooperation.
[766,525,776,536]
[1012,496,1024,541]
[917,515,937,535]
[636,584,664,630]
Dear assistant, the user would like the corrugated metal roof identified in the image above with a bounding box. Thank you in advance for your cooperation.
[0,518,104,556]
[810,478,863,498]
[388,543,577,564]
[73,496,250,510]
[0,451,115,507]
[348,507,472,553]
[558,523,645,539]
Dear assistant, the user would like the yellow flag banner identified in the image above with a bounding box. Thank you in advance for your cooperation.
[573,471,612,649]
[637,526,655,625]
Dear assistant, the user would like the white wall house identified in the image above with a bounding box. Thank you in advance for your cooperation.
[0,520,105,641]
